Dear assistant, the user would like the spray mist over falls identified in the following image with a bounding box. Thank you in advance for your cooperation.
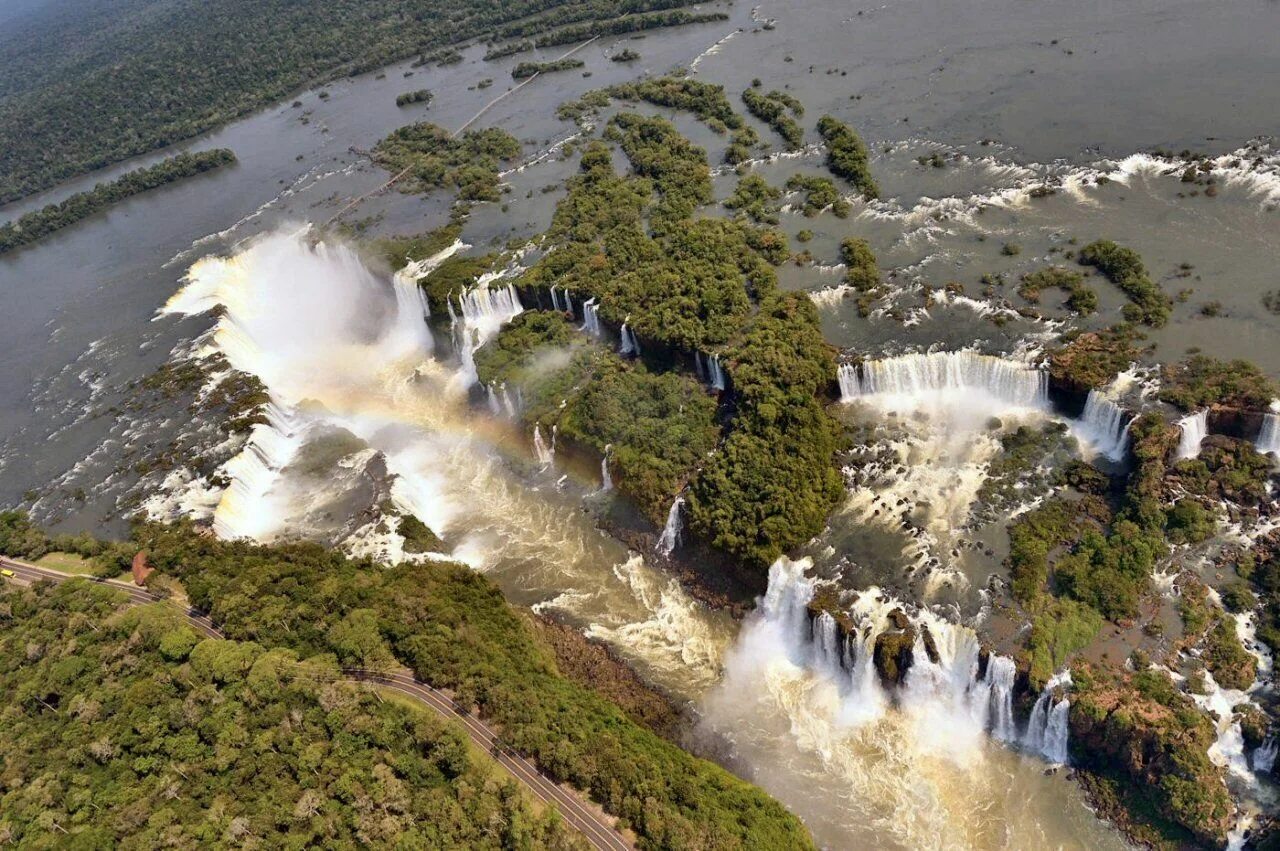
[701,558,1113,850]
[161,227,732,695]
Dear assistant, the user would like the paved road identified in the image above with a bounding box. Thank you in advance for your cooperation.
[1,556,631,851]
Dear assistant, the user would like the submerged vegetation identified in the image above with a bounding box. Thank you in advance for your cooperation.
[741,88,804,149]
[512,58,585,79]
[0,149,236,255]
[1077,240,1172,327]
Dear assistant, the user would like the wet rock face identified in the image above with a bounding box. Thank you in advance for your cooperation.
[873,616,917,688]
[1207,405,1266,442]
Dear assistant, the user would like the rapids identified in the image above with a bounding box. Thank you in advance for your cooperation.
[156,229,1125,849]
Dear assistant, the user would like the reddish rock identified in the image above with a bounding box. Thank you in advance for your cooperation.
[131,551,154,586]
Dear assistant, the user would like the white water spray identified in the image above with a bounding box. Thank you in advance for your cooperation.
[1023,670,1072,764]
[1176,410,1209,461]
[657,496,684,556]
[1075,390,1130,461]
[840,350,1048,410]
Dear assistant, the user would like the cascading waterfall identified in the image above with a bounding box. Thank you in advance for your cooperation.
[533,424,554,467]
[1253,736,1278,773]
[1176,410,1209,461]
[657,496,684,555]
[1024,670,1072,764]
[211,403,307,540]
[839,350,1048,409]
[451,280,523,387]
[600,444,613,491]
[1256,405,1280,456]
[1075,390,1131,461]
[581,297,602,337]
[982,655,1019,742]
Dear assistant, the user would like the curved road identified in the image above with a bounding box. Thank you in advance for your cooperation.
[1,556,631,851]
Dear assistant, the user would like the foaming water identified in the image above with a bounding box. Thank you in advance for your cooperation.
[162,227,732,694]
[1074,390,1131,462]
[1177,410,1209,461]
[701,558,1126,850]
[836,351,1053,595]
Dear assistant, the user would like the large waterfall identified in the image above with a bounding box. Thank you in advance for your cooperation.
[733,558,1065,754]
[1075,390,1131,461]
[1176,410,1209,461]
[839,350,1049,410]
[657,496,684,556]
[600,444,613,491]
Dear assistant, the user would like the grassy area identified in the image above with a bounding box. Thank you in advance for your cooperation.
[34,551,96,575]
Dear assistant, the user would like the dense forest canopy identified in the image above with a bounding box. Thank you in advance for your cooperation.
[0,580,582,848]
[0,0,710,204]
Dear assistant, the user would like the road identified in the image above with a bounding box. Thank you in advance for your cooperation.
[1,556,632,851]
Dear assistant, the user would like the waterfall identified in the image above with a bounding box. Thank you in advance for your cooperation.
[550,285,561,312]
[657,496,685,555]
[1256,407,1280,456]
[619,321,640,357]
[708,354,726,392]
[837,363,860,400]
[600,444,613,491]
[1024,670,1072,764]
[486,383,502,416]
[581,297,602,337]
[981,655,1018,742]
[839,350,1048,409]
[1176,410,1209,461]
[1075,390,1130,461]
[451,282,524,386]
[736,557,1047,758]
[533,424,554,467]
[211,403,307,540]
[1253,736,1278,773]
[500,383,518,418]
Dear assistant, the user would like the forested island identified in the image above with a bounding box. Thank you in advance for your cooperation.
[0,149,236,255]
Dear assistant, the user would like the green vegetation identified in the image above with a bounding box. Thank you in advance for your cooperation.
[1018,266,1098,315]
[741,89,804,149]
[399,513,445,553]
[1070,664,1234,848]
[785,174,850,218]
[0,580,580,848]
[1047,325,1147,393]
[374,223,462,270]
[1158,354,1279,411]
[1026,597,1104,685]
[475,313,721,522]
[0,0,716,204]
[512,58,586,79]
[1077,240,1172,327]
[1203,617,1257,690]
[417,253,497,314]
[607,77,742,130]
[0,149,235,255]
[0,515,815,849]
[395,88,433,107]
[725,174,782,224]
[513,120,845,569]
[612,48,641,62]
[816,115,879,200]
[373,123,520,202]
